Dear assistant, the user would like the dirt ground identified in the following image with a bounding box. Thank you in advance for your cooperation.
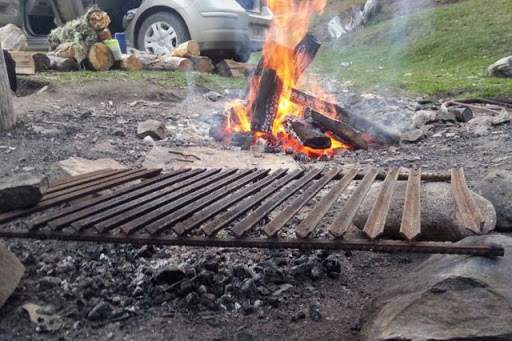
[0,75,511,341]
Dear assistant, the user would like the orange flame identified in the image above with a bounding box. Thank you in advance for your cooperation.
[225,0,349,158]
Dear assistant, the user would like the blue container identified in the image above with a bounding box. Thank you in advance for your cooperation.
[115,32,128,54]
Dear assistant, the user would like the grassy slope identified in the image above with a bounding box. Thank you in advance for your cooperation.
[313,0,512,98]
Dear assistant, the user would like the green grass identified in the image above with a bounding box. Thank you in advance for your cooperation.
[33,70,246,92]
[313,0,512,98]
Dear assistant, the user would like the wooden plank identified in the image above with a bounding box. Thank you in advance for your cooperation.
[231,169,322,237]
[451,168,484,234]
[400,169,422,241]
[296,168,358,239]
[363,169,400,240]
[329,168,379,238]
[263,169,338,237]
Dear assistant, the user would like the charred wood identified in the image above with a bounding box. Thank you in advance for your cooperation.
[305,108,368,150]
[291,88,400,145]
[288,118,332,149]
[251,68,283,133]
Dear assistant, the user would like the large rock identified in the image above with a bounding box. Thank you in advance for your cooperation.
[0,242,24,309]
[0,24,28,51]
[353,181,496,241]
[488,56,512,78]
[0,175,49,212]
[137,120,168,140]
[58,157,126,176]
[363,234,512,341]
[476,170,512,232]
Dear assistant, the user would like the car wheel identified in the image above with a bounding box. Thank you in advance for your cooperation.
[233,47,252,63]
[137,12,190,55]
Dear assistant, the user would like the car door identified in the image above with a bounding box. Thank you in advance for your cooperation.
[49,0,84,25]
[0,0,22,27]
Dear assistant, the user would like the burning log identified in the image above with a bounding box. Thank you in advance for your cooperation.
[251,68,283,133]
[288,118,331,149]
[305,108,368,150]
[293,33,321,79]
[291,88,400,145]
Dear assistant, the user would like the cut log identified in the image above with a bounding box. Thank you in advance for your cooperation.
[148,55,193,72]
[114,54,144,71]
[305,108,368,150]
[3,50,16,92]
[87,9,111,31]
[7,51,50,74]
[291,88,400,145]
[51,42,88,64]
[170,40,200,58]
[251,68,283,133]
[130,50,159,68]
[47,55,79,72]
[288,118,332,149]
[84,42,114,71]
[0,43,15,131]
[190,56,214,73]
[97,28,113,42]
[216,59,254,78]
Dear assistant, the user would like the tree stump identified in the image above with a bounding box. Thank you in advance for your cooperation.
[0,42,15,130]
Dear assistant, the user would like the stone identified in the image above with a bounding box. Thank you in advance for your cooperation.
[153,265,186,285]
[309,304,322,322]
[32,125,63,137]
[413,110,437,128]
[137,120,168,140]
[363,234,512,341]
[476,170,512,232]
[400,129,424,143]
[0,24,28,51]
[491,110,511,126]
[87,301,113,321]
[58,157,126,176]
[0,174,49,212]
[0,242,24,309]
[22,303,63,332]
[204,91,223,102]
[232,331,255,341]
[353,181,496,241]
[466,116,493,136]
[272,283,294,297]
[488,56,512,77]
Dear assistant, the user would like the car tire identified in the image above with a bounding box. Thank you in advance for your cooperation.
[136,12,190,55]
[233,48,252,63]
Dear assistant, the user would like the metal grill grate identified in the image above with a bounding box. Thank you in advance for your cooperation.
[0,167,503,257]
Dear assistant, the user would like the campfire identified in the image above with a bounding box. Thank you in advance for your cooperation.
[212,0,399,158]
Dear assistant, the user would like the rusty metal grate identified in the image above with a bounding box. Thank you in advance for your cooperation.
[0,167,503,257]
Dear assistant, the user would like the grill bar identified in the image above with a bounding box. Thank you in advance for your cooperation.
[451,168,484,234]
[0,167,504,257]
[400,169,422,241]
[120,169,256,235]
[48,169,114,187]
[178,169,288,236]
[232,169,323,237]
[329,168,379,238]
[296,167,358,239]
[0,230,503,257]
[73,169,221,232]
[363,169,400,240]
[0,168,162,224]
[202,169,303,236]
[44,169,198,231]
[46,169,126,194]
[263,169,338,237]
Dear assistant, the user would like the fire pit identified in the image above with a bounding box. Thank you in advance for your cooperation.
[211,0,400,159]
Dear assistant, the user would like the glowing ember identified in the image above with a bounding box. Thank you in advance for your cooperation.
[224,0,349,158]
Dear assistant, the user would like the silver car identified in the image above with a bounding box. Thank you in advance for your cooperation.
[0,0,272,61]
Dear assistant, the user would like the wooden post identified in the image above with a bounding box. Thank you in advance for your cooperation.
[0,42,15,130]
